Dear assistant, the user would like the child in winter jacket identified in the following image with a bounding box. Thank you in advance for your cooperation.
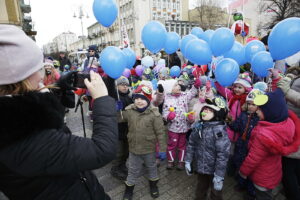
[239,89,300,200]
[185,97,230,200]
[121,85,167,200]
[162,79,200,170]
[229,89,262,199]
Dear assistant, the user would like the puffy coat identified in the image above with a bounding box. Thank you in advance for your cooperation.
[123,104,167,155]
[0,92,118,200]
[162,86,198,133]
[185,121,230,178]
[287,77,300,117]
[240,111,300,189]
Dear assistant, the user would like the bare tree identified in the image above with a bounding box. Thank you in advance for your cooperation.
[193,0,226,30]
[258,0,300,31]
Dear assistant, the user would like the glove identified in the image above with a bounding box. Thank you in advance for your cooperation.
[158,84,164,93]
[56,71,77,91]
[187,113,195,122]
[194,78,201,89]
[116,100,123,111]
[277,77,292,94]
[185,162,192,176]
[167,112,176,121]
[159,152,167,160]
[213,174,224,191]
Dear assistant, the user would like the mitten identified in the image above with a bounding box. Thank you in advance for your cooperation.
[277,77,292,94]
[213,174,224,191]
[185,162,192,176]
[194,78,201,89]
[158,84,164,93]
[167,112,176,121]
[159,152,167,160]
[116,100,123,111]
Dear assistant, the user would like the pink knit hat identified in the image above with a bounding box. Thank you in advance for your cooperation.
[0,25,43,85]
[234,72,252,88]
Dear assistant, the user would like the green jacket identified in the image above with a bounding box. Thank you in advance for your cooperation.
[122,104,167,155]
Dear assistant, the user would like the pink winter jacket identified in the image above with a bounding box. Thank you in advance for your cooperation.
[162,86,198,133]
[240,111,300,189]
[215,82,243,141]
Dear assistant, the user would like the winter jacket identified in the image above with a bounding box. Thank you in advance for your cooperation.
[185,121,230,178]
[240,111,300,189]
[162,86,198,133]
[122,104,167,155]
[0,92,118,200]
[58,57,71,72]
[229,112,259,168]
[287,77,300,117]
[215,82,248,142]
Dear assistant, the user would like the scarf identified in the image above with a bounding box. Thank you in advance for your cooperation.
[228,94,247,110]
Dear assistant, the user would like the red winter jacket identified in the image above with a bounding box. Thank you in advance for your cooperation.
[240,111,300,189]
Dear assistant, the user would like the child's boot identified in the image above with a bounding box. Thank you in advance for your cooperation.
[149,180,159,198]
[123,183,134,200]
[166,161,174,170]
[176,162,185,171]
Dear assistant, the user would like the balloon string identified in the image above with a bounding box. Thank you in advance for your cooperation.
[115,80,123,119]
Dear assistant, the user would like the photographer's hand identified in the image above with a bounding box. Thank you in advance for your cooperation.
[84,71,108,99]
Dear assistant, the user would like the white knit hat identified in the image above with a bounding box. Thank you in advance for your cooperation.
[0,25,43,85]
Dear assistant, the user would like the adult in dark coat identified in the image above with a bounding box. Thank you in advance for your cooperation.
[0,25,118,200]
[58,52,72,72]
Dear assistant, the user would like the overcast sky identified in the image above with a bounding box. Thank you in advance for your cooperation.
[28,0,228,47]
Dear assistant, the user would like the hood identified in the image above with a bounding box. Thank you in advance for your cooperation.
[0,92,64,149]
[259,110,300,156]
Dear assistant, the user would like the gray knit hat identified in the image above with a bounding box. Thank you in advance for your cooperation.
[0,25,43,85]
[116,76,129,85]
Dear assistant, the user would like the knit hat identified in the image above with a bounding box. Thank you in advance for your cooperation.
[88,45,97,51]
[246,89,265,102]
[200,97,228,121]
[132,85,152,104]
[234,72,252,88]
[116,76,129,86]
[159,67,169,78]
[0,25,43,85]
[258,89,289,123]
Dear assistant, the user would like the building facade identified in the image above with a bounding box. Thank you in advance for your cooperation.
[52,32,77,53]
[85,0,190,56]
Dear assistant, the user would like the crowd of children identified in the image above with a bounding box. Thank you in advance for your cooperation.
[41,44,300,200]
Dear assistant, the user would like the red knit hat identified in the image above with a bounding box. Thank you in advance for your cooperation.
[133,85,152,103]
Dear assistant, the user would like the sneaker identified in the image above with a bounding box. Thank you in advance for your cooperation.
[176,162,185,171]
[166,162,174,170]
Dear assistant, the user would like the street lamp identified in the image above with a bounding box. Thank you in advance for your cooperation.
[73,5,89,49]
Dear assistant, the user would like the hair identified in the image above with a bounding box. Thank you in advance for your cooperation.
[0,79,33,96]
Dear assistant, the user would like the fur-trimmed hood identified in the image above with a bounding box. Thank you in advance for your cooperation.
[0,92,64,149]
[259,110,300,156]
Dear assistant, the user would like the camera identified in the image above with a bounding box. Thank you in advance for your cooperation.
[73,72,90,88]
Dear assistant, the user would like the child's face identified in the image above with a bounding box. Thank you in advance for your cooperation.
[172,83,181,94]
[256,108,265,120]
[247,101,258,113]
[117,84,129,94]
[233,83,246,95]
[134,97,148,109]
[201,107,214,121]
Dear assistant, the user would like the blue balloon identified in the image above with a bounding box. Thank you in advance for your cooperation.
[151,79,158,90]
[142,21,167,54]
[185,39,212,65]
[211,28,235,56]
[164,32,180,54]
[200,30,214,45]
[223,41,246,65]
[215,58,240,87]
[170,66,181,77]
[191,27,204,39]
[251,51,274,77]
[141,56,154,67]
[122,48,136,69]
[268,17,300,60]
[180,34,197,58]
[245,40,266,63]
[100,46,127,79]
[93,0,118,27]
